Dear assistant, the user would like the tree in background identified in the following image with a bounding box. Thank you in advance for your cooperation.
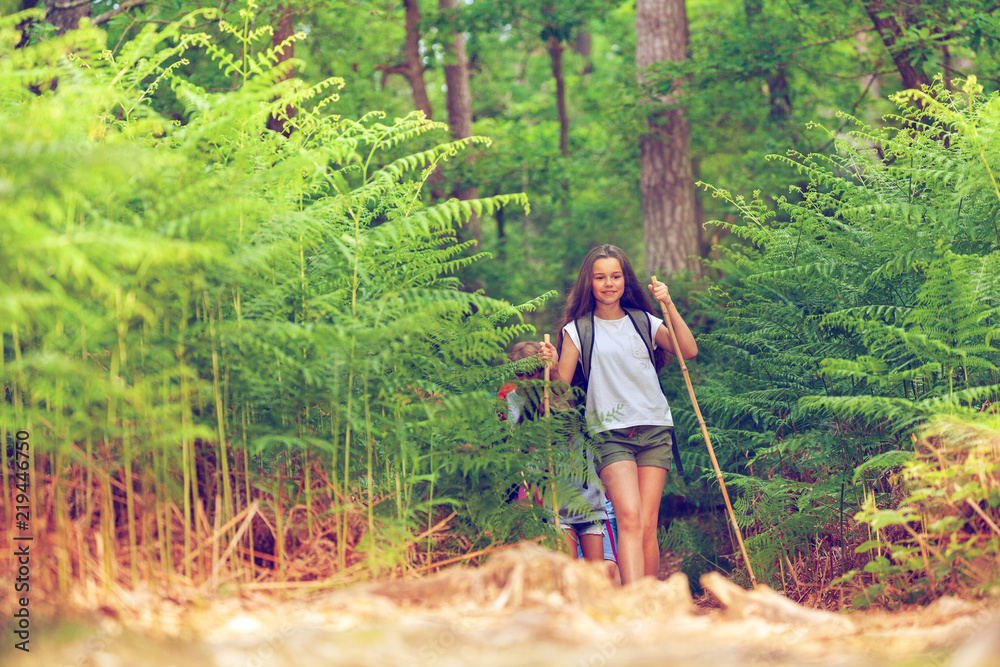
[1,3,551,588]
[42,0,91,32]
[743,0,790,128]
[12,0,144,45]
[443,0,644,315]
[370,0,432,118]
[23,0,1000,316]
[863,0,929,91]
[367,0,481,242]
[465,0,612,158]
[266,3,298,135]
[858,0,1000,92]
[636,0,701,277]
[439,0,480,243]
[10,0,1000,605]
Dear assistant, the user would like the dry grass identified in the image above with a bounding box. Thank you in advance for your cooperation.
[0,453,514,618]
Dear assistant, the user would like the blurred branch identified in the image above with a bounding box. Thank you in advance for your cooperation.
[92,0,147,26]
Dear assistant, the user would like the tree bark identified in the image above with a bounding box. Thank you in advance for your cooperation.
[942,44,952,92]
[766,66,791,124]
[744,0,791,127]
[379,1,434,118]
[575,30,593,76]
[636,0,701,277]
[440,0,480,243]
[441,0,472,140]
[267,5,296,136]
[376,0,446,200]
[547,33,569,158]
[495,203,505,260]
[45,0,90,33]
[403,0,433,119]
[863,0,929,90]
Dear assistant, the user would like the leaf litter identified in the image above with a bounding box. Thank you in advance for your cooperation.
[6,543,999,667]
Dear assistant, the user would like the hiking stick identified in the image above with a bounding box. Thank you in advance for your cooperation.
[543,334,551,416]
[652,276,758,589]
[543,334,561,534]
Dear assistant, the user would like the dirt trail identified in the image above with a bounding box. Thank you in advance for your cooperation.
[7,544,1000,667]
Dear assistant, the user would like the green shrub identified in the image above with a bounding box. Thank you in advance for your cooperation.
[0,3,567,588]
[846,416,1000,607]
[691,76,1000,597]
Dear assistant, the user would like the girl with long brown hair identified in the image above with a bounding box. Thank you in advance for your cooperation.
[539,244,698,584]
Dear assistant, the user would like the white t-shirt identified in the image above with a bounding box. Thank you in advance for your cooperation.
[563,312,673,434]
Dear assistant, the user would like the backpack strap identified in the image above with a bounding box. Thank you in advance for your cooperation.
[622,307,656,369]
[669,426,686,478]
[573,311,594,394]
[573,311,596,392]
[575,308,655,383]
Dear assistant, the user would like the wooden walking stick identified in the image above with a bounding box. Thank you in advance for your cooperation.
[652,277,758,589]
[543,334,561,532]
[543,334,552,417]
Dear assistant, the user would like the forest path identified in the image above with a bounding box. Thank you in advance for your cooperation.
[8,543,1000,667]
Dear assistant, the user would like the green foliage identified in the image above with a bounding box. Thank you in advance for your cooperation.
[646,0,1000,266]
[287,0,645,326]
[0,2,564,579]
[845,416,1000,607]
[36,0,1000,332]
[660,512,732,595]
[692,77,1000,598]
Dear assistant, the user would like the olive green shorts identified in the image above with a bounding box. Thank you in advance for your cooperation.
[594,425,673,473]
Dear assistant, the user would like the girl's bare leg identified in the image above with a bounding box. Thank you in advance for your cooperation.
[600,460,643,584]
[579,533,604,562]
[637,466,668,577]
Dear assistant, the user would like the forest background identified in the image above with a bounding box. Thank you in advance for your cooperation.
[3,0,1000,616]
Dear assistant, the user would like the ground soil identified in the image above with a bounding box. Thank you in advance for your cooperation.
[5,543,1000,667]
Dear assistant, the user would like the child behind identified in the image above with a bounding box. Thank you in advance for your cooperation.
[504,341,611,570]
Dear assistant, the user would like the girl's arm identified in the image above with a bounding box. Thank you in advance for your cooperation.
[649,279,698,359]
[539,330,579,384]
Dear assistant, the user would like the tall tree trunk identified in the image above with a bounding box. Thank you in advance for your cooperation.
[575,30,594,76]
[403,0,433,119]
[375,0,445,199]
[439,0,480,244]
[766,66,791,125]
[863,0,929,90]
[941,44,952,93]
[744,1,791,127]
[636,0,701,277]
[45,0,90,33]
[267,5,296,136]
[547,33,569,158]
[380,1,434,119]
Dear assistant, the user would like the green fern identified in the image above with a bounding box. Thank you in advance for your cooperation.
[0,0,558,584]
[687,78,1000,595]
